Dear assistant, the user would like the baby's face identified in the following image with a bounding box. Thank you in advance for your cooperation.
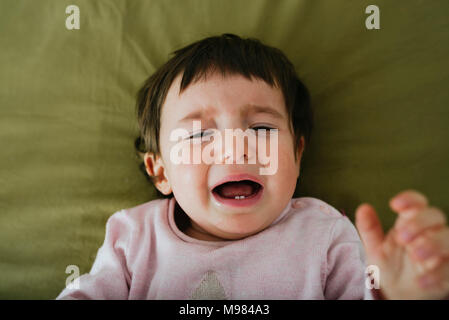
[153,72,303,240]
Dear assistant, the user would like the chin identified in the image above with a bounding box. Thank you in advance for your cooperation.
[215,213,271,239]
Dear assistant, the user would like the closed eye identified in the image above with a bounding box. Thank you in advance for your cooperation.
[251,126,275,131]
[250,125,278,133]
[187,130,214,140]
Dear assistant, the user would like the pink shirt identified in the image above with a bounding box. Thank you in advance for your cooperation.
[56,197,377,299]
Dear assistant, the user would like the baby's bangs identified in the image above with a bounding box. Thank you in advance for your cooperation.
[175,34,285,94]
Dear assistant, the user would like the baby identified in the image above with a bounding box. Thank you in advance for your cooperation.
[57,34,449,300]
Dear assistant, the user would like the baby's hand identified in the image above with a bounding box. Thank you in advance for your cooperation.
[355,190,449,299]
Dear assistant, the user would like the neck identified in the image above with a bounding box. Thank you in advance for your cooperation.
[184,224,226,241]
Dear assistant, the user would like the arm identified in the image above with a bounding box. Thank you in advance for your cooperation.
[323,216,384,299]
[56,210,131,300]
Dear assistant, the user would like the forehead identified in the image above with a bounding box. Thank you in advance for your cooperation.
[161,71,286,123]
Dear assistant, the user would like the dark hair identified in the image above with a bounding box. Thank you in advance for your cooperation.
[135,33,313,177]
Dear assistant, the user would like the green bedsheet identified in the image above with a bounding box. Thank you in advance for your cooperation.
[0,0,448,299]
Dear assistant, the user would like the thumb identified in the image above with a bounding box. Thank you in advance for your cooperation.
[355,203,385,258]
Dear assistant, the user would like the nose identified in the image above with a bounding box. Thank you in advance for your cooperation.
[219,129,257,164]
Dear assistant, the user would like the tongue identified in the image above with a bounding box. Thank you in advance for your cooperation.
[216,181,255,198]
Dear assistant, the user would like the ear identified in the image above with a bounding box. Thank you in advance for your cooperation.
[296,136,306,178]
[144,152,172,195]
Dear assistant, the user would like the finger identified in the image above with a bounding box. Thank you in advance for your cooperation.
[355,203,385,258]
[407,228,449,265]
[394,206,447,244]
[416,256,449,295]
[389,190,428,213]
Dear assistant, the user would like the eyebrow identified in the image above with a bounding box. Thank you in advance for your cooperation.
[178,104,284,123]
[245,104,284,120]
[179,110,206,122]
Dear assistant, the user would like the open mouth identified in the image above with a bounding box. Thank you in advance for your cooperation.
[211,178,263,207]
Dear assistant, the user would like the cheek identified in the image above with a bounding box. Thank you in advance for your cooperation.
[168,164,212,223]
[169,164,210,203]
[160,138,211,205]
[272,139,299,191]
